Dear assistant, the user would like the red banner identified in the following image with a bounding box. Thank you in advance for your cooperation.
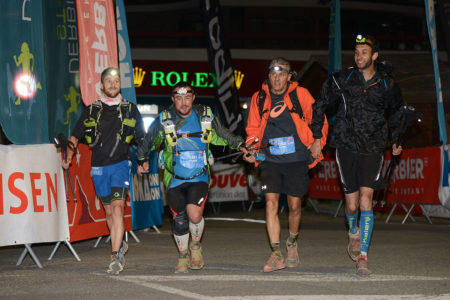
[76,0,118,105]
[309,147,441,205]
[65,144,131,242]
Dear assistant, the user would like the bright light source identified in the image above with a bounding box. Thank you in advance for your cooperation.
[14,73,37,99]
[243,103,248,109]
[143,116,155,132]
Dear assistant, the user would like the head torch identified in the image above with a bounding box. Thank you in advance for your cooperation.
[269,65,291,74]
[172,87,194,95]
[101,67,120,82]
[355,34,379,52]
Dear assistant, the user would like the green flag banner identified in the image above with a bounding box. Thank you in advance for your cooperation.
[43,0,82,139]
[0,1,49,144]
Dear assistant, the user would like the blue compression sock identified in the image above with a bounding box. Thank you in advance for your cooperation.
[345,211,359,234]
[360,210,374,253]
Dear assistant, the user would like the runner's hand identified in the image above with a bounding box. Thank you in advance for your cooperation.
[392,144,403,156]
[308,139,321,159]
[137,161,150,176]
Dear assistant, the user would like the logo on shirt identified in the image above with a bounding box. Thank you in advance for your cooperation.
[270,101,287,118]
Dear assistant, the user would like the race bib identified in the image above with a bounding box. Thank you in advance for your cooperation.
[269,136,295,155]
[91,167,103,176]
[179,151,205,169]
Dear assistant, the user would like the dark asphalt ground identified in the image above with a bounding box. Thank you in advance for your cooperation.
[1,201,449,300]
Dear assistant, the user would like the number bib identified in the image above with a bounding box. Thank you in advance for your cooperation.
[179,150,205,169]
[269,136,295,155]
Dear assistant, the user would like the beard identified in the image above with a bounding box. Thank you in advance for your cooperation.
[357,57,373,71]
[102,88,120,98]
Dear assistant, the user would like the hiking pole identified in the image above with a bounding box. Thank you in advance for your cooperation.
[54,133,77,202]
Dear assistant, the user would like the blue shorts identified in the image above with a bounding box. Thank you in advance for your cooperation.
[91,160,131,197]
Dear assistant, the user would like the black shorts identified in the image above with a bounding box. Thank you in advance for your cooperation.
[336,148,384,194]
[259,161,309,198]
[167,182,209,215]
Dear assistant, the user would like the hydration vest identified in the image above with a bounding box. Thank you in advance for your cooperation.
[158,106,214,180]
[83,100,137,149]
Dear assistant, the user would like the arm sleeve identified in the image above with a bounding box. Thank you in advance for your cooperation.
[245,91,262,146]
[211,113,244,149]
[136,116,163,162]
[311,75,338,139]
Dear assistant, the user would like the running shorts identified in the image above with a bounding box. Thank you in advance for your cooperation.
[167,182,209,216]
[335,148,384,194]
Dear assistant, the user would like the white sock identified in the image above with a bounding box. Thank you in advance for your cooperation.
[360,251,368,258]
[189,218,205,243]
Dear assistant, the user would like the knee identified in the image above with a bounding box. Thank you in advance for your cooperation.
[265,198,279,212]
[289,201,301,213]
[346,202,359,213]
[173,212,189,236]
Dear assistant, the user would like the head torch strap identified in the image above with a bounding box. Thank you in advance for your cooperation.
[269,65,291,74]
[173,87,194,95]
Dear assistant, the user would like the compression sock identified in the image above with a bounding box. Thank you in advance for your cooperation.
[360,210,374,254]
[189,218,205,245]
[270,242,282,257]
[174,233,189,257]
[345,210,359,234]
[287,232,299,247]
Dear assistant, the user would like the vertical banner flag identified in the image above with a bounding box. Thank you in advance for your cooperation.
[425,0,447,144]
[439,145,450,209]
[437,0,450,62]
[76,0,118,105]
[0,1,49,144]
[116,0,137,104]
[130,148,164,230]
[43,0,82,140]
[328,0,342,74]
[201,0,242,133]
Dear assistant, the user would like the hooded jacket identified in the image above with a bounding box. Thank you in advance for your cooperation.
[310,63,405,154]
[246,80,328,168]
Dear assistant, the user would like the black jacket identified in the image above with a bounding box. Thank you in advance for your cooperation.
[311,63,405,154]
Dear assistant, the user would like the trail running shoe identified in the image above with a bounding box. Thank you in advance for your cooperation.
[356,254,372,276]
[175,257,190,274]
[189,242,204,270]
[286,241,300,268]
[263,253,286,272]
[347,229,360,262]
[107,254,123,275]
[118,241,128,266]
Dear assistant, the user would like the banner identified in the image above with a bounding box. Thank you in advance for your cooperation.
[309,147,441,205]
[209,163,248,202]
[425,0,447,144]
[200,0,242,133]
[439,145,450,209]
[437,0,450,61]
[328,0,342,74]
[76,0,118,105]
[116,0,136,104]
[0,144,69,246]
[65,144,132,242]
[130,148,164,230]
[43,0,82,140]
[0,1,49,144]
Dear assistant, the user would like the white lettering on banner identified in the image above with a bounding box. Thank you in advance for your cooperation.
[116,4,133,90]
[383,158,425,183]
[317,160,338,182]
[209,164,248,203]
[91,2,108,97]
[132,173,161,202]
[56,1,79,74]
[22,0,31,21]
[0,172,58,214]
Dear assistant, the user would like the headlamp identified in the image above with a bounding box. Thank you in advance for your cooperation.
[355,34,378,52]
[101,67,120,82]
[269,65,291,74]
[173,87,194,95]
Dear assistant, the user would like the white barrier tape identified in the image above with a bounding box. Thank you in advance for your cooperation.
[204,217,266,224]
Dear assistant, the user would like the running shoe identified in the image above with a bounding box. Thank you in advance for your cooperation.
[347,229,360,261]
[356,254,372,276]
[107,253,123,275]
[286,240,300,268]
[118,241,128,266]
[189,242,204,270]
[174,257,190,274]
[263,253,286,272]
